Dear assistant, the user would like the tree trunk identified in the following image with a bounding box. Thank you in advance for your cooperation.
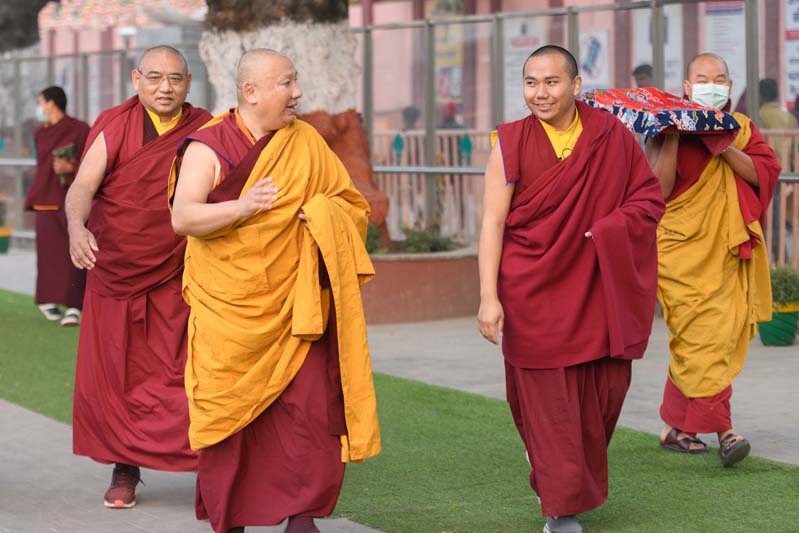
[0,0,49,54]
[0,1,48,156]
[202,1,389,240]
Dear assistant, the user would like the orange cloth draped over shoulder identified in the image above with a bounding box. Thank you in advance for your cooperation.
[657,113,780,399]
[168,117,381,461]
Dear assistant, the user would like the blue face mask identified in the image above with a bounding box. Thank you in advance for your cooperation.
[690,83,730,109]
[35,105,47,123]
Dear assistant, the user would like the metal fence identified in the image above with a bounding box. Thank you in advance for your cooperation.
[0,0,784,253]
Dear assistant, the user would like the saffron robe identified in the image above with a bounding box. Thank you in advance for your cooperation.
[26,116,90,308]
[496,102,664,516]
[170,111,348,530]
[72,96,212,470]
[657,112,780,433]
[169,115,380,457]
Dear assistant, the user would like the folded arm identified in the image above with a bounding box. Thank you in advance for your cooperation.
[171,141,278,237]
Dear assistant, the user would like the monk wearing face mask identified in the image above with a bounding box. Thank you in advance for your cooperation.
[645,53,781,467]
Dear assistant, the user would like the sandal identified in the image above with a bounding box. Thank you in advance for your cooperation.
[659,428,708,454]
[719,433,751,467]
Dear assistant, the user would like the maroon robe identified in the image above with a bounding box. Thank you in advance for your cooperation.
[25,116,90,308]
[496,101,664,516]
[72,97,212,471]
[173,110,347,532]
[660,107,780,432]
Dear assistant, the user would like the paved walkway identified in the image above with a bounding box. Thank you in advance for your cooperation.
[1,249,797,533]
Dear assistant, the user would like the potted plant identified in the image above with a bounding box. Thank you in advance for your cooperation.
[759,267,799,346]
[0,194,10,254]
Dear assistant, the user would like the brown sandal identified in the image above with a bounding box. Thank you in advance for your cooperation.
[659,428,708,454]
[719,433,751,467]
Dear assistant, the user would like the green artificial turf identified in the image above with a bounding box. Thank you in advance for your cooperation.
[0,289,79,423]
[1,288,798,532]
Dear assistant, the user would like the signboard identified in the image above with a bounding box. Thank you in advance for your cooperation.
[704,1,746,109]
[503,17,545,122]
[633,5,684,95]
[579,31,610,90]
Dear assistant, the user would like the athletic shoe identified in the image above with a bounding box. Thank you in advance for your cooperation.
[544,515,582,533]
[103,464,141,509]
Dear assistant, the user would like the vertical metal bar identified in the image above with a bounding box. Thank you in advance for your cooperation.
[13,59,23,157]
[81,53,90,122]
[424,20,437,230]
[567,7,580,66]
[491,14,505,126]
[363,27,374,155]
[745,0,760,127]
[46,56,55,86]
[651,0,666,89]
[118,50,127,105]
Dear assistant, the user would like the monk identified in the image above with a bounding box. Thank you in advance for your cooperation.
[477,45,664,533]
[65,45,212,508]
[25,86,90,326]
[169,49,380,533]
[646,53,780,467]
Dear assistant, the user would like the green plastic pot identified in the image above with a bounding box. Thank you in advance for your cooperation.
[759,312,799,346]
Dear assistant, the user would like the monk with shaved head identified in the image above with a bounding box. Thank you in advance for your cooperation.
[478,45,664,532]
[646,52,781,466]
[169,49,380,533]
[66,45,211,508]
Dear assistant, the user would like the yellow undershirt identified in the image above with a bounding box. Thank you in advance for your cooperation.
[539,109,582,160]
[145,106,182,136]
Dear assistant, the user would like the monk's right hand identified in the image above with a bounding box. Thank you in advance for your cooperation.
[477,297,504,345]
[239,177,279,218]
[68,224,99,270]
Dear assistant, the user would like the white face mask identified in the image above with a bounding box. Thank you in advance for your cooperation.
[35,105,47,123]
[690,83,730,109]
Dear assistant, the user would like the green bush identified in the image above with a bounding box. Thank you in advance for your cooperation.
[0,194,7,226]
[771,267,799,305]
[365,223,385,254]
[399,226,455,253]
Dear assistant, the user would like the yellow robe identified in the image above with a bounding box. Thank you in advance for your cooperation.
[657,113,772,398]
[179,118,381,461]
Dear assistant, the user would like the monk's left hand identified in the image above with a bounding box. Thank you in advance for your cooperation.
[298,212,309,228]
[52,157,74,175]
[585,231,593,238]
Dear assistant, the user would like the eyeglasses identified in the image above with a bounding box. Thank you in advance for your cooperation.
[136,70,187,86]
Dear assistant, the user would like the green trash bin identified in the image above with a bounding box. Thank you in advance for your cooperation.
[759,311,799,346]
[0,228,10,254]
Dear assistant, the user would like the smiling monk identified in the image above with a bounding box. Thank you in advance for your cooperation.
[169,49,380,533]
[66,45,211,509]
[477,45,665,533]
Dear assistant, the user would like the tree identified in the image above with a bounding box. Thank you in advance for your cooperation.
[0,0,49,54]
[201,0,390,243]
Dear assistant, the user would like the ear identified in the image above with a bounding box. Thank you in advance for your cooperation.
[185,73,193,95]
[572,75,582,97]
[131,69,141,91]
[242,82,257,104]
[683,80,691,98]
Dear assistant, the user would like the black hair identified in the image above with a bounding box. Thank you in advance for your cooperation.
[759,78,778,103]
[40,86,67,112]
[525,45,578,79]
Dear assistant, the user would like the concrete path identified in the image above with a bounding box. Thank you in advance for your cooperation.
[0,250,378,533]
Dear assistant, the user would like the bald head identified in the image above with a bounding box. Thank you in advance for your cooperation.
[235,49,302,133]
[138,45,188,74]
[686,53,729,79]
[236,49,287,101]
